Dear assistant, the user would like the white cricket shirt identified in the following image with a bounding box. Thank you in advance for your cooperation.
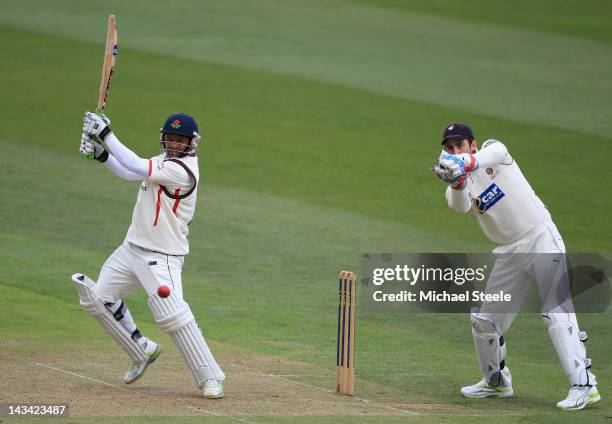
[126,154,199,255]
[445,141,552,245]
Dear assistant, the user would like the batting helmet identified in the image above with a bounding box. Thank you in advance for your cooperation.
[160,113,201,157]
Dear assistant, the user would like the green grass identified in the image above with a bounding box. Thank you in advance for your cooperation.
[351,0,612,44]
[1,0,612,137]
[0,1,611,422]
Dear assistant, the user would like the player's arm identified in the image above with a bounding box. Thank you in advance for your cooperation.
[445,184,471,214]
[446,139,512,173]
[104,155,147,180]
[432,151,471,213]
[79,133,144,181]
[148,159,195,189]
[82,112,149,178]
[473,139,512,167]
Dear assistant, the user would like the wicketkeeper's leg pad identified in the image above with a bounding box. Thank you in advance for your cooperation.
[148,291,225,387]
[542,313,596,386]
[471,312,510,387]
[71,273,147,362]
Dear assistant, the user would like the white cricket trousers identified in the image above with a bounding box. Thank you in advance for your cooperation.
[480,221,572,332]
[94,240,185,302]
[476,221,596,386]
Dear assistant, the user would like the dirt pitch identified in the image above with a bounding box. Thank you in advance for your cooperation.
[0,340,473,422]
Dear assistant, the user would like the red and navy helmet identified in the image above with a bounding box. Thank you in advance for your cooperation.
[160,113,201,157]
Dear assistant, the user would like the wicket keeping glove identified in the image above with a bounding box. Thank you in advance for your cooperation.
[432,162,466,189]
[79,132,109,162]
[83,111,112,141]
[440,152,478,173]
[433,151,473,189]
[432,163,453,182]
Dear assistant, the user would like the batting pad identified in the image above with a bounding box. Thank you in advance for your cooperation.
[543,313,596,386]
[148,291,225,386]
[471,312,508,387]
[71,273,148,362]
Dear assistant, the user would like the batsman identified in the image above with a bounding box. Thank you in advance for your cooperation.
[432,123,600,410]
[72,111,225,398]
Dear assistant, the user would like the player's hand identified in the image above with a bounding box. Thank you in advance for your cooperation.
[440,152,478,173]
[432,162,466,189]
[433,151,467,189]
[454,153,478,172]
[439,152,466,178]
[83,111,112,141]
[79,132,109,162]
[432,163,452,182]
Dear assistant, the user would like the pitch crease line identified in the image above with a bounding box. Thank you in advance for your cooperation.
[185,405,256,424]
[228,362,419,416]
[270,373,446,378]
[34,362,130,392]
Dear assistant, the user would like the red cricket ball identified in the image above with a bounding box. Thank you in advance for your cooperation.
[157,284,171,298]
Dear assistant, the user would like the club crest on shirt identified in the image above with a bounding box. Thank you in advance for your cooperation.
[486,167,497,179]
[473,183,505,214]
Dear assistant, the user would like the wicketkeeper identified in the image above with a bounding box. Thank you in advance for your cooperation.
[432,123,600,410]
[72,111,225,398]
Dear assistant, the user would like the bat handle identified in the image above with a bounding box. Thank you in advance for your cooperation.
[86,108,105,160]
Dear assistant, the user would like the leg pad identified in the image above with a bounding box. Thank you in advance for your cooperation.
[71,273,147,362]
[471,312,508,387]
[148,291,225,387]
[542,313,596,386]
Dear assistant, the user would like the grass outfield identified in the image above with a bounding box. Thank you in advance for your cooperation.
[1,1,611,422]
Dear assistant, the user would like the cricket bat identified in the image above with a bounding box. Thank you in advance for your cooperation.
[88,15,118,159]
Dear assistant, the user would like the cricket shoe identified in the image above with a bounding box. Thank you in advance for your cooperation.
[461,379,513,398]
[124,342,163,384]
[203,379,224,399]
[556,385,600,410]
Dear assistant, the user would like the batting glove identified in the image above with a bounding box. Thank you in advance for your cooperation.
[83,111,112,141]
[79,132,109,162]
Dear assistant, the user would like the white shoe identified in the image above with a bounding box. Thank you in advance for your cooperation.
[556,385,601,410]
[124,343,162,384]
[203,379,224,399]
[461,379,513,398]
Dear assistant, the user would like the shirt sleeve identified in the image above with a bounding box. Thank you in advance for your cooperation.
[104,133,150,178]
[148,157,193,188]
[445,185,472,214]
[103,155,146,181]
[474,139,513,167]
